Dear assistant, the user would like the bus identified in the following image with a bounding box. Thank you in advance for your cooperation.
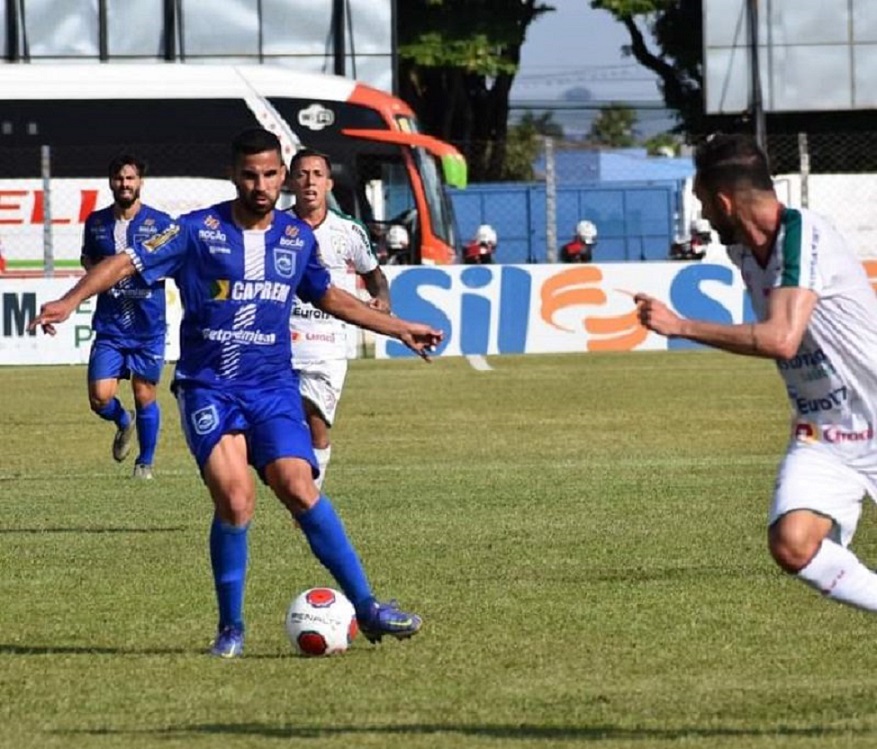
[0,63,466,271]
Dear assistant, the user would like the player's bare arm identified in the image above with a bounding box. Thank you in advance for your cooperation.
[360,267,390,313]
[30,252,136,335]
[316,285,442,360]
[635,286,817,360]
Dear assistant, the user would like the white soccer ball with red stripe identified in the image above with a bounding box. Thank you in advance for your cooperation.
[285,587,358,656]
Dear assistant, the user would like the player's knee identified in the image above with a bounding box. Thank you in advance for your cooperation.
[213,487,255,525]
[274,472,320,514]
[89,394,110,413]
[132,380,157,407]
[768,514,827,573]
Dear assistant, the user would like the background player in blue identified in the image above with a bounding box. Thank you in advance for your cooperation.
[81,154,173,479]
[32,128,443,658]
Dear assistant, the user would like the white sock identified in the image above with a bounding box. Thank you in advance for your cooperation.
[797,538,877,612]
[314,446,332,491]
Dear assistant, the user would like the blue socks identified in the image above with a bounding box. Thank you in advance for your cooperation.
[95,398,129,428]
[209,518,249,630]
[135,401,160,465]
[297,497,373,613]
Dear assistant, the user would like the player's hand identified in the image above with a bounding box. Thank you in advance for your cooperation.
[368,297,391,314]
[399,324,443,362]
[28,299,75,336]
[634,293,682,337]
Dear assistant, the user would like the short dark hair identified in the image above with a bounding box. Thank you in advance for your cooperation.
[231,127,283,161]
[108,153,147,179]
[694,133,774,192]
[289,148,332,174]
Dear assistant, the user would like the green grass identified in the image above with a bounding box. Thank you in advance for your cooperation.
[2,352,877,749]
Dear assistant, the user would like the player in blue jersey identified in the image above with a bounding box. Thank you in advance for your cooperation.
[32,128,442,658]
[81,154,174,480]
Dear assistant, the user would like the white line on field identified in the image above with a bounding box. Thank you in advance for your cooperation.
[465,355,493,371]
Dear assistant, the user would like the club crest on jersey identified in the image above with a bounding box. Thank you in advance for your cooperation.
[191,405,219,435]
[274,248,296,278]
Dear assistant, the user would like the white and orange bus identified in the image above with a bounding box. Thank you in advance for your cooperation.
[0,63,466,271]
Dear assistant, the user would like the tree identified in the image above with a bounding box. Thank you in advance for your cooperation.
[589,104,638,147]
[590,0,706,136]
[397,0,553,182]
[503,111,564,181]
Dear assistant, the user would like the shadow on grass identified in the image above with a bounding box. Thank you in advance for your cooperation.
[0,526,186,534]
[0,643,190,656]
[61,722,871,742]
[0,643,347,660]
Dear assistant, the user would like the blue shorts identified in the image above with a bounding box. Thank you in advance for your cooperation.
[88,335,165,384]
[174,382,317,477]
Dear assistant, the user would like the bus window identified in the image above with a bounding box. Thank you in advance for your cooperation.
[411,146,457,251]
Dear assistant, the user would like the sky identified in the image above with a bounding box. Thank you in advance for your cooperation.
[511,0,662,103]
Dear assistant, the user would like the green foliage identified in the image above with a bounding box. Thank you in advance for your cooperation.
[518,110,564,138]
[592,0,706,135]
[400,32,517,77]
[4,353,877,747]
[501,111,564,181]
[589,103,639,147]
[644,131,683,156]
[397,0,554,182]
[593,0,677,17]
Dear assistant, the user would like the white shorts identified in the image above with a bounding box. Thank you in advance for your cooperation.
[295,359,348,426]
[771,440,877,547]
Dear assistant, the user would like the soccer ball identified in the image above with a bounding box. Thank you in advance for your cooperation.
[285,587,358,656]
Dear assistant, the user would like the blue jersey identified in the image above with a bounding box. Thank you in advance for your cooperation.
[82,204,172,341]
[126,200,330,389]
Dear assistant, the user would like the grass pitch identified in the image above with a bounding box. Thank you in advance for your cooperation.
[2,351,877,749]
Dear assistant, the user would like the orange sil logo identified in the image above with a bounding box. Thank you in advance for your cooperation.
[540,267,648,351]
[285,225,299,238]
[864,260,877,295]
[205,215,220,230]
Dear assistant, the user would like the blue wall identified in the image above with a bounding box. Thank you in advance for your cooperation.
[449,180,683,263]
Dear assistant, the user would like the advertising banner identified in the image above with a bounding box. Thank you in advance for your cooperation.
[376,262,753,358]
[3,261,875,365]
[0,278,183,365]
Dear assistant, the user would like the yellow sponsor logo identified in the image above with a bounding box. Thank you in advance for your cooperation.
[142,223,180,253]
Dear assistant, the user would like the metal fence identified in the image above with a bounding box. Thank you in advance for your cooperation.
[451,132,877,263]
[4,132,877,274]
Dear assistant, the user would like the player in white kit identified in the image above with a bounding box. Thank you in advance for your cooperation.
[636,133,877,614]
[287,148,390,489]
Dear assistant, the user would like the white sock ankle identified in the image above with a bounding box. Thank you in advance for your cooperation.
[797,538,877,612]
[314,446,331,491]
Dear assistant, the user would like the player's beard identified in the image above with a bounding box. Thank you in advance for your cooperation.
[114,187,140,210]
[240,189,276,218]
[713,220,738,246]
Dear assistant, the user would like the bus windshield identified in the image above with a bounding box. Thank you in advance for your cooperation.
[411,145,457,251]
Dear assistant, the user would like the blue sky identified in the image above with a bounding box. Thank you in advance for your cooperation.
[511,0,663,104]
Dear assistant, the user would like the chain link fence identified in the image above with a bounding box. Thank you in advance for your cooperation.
[448,131,877,264]
[4,131,877,273]
[0,138,418,274]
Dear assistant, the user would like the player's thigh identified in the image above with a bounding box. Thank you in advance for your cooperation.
[88,337,127,383]
[175,385,247,473]
[203,433,256,521]
[771,443,869,547]
[126,336,166,386]
[297,360,347,427]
